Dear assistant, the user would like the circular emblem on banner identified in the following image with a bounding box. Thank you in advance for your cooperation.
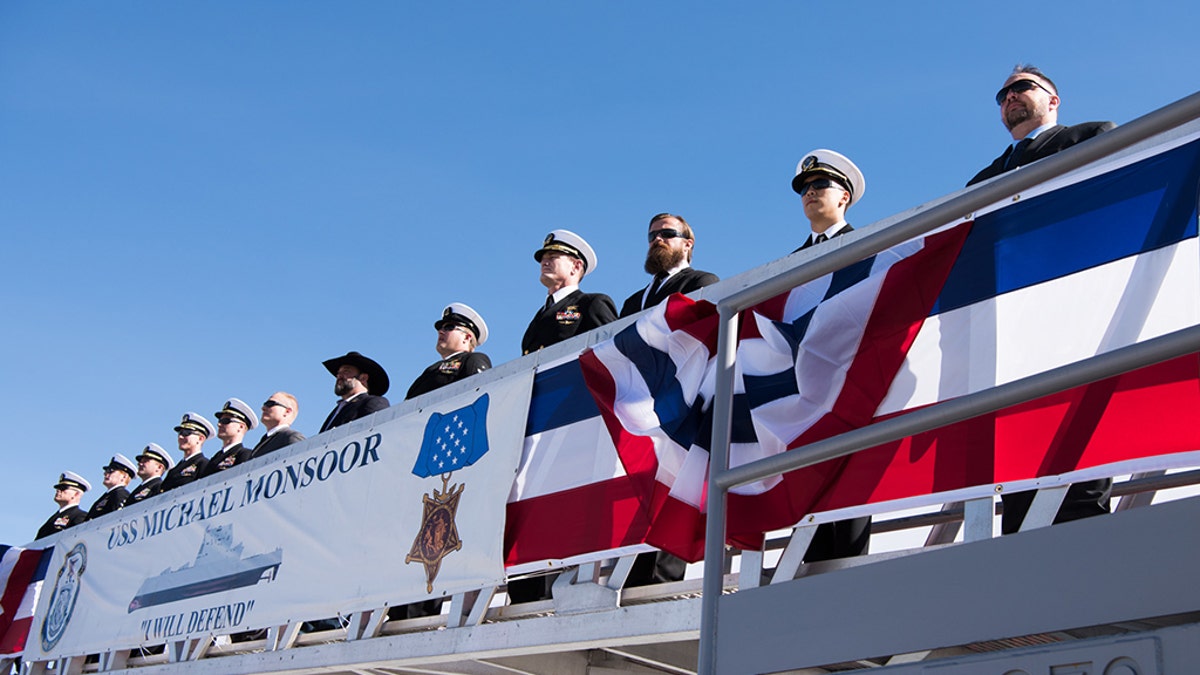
[41,542,87,652]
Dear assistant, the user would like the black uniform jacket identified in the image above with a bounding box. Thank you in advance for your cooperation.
[406,352,493,400]
[202,443,253,477]
[125,477,163,505]
[86,486,130,520]
[161,453,209,491]
[619,267,720,318]
[967,121,1116,186]
[36,505,87,539]
[521,289,618,355]
[795,224,854,254]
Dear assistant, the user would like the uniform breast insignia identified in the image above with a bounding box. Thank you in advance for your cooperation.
[41,543,87,652]
[54,515,70,528]
[219,456,236,469]
[133,487,149,499]
[406,394,492,593]
[181,465,196,477]
[556,306,582,324]
[438,359,463,375]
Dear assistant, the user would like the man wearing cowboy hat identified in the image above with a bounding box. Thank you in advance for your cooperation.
[86,454,137,520]
[406,303,493,400]
[35,472,90,539]
[318,351,391,433]
[202,398,259,477]
[521,229,617,355]
[127,443,175,505]
[162,412,214,491]
[791,148,866,252]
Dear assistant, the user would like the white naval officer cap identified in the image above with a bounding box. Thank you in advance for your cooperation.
[792,148,866,207]
[103,453,138,478]
[214,398,259,430]
[435,303,489,346]
[174,412,216,439]
[54,471,91,492]
[534,229,599,276]
[137,442,176,471]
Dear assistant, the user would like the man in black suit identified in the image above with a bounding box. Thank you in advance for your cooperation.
[86,454,137,520]
[127,443,173,505]
[36,472,90,539]
[162,412,213,491]
[619,213,719,318]
[521,229,617,355]
[251,392,306,459]
[406,303,492,400]
[792,148,865,253]
[203,398,258,476]
[968,65,1115,533]
[967,64,1115,187]
[318,351,391,433]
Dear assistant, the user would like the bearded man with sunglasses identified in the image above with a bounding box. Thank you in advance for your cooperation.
[619,213,719,318]
[792,148,866,252]
[967,65,1115,186]
[968,65,1115,534]
[251,392,306,459]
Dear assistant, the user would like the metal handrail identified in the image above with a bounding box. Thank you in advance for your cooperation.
[698,89,1200,675]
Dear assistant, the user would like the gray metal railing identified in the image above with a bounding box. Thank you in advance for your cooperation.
[697,89,1200,675]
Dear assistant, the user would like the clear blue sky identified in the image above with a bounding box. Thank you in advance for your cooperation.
[2,2,1197,545]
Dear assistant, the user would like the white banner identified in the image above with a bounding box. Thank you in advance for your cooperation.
[29,371,532,659]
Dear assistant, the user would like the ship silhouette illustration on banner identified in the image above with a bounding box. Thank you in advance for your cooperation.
[406,394,490,592]
[128,524,282,612]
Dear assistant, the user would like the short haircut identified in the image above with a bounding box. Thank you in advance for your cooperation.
[275,392,299,419]
[1010,64,1058,96]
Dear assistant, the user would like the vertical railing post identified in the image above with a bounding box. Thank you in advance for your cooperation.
[698,304,740,675]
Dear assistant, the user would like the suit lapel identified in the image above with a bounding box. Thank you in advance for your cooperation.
[1023,125,1065,163]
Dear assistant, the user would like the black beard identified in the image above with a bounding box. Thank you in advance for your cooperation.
[1003,103,1031,131]
[334,379,354,397]
[644,244,685,275]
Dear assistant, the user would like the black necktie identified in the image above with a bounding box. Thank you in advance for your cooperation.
[1005,138,1032,170]
[645,273,667,308]
[814,232,828,245]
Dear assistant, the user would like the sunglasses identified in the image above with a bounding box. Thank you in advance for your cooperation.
[995,79,1053,105]
[177,429,200,437]
[263,399,287,410]
[797,178,845,197]
[648,228,687,243]
[217,417,240,425]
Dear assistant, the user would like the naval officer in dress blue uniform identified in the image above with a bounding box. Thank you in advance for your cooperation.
[162,412,214,491]
[521,229,617,355]
[792,148,865,253]
[127,443,174,505]
[406,303,492,400]
[36,471,91,539]
[203,398,259,476]
[86,453,137,520]
[788,148,873,563]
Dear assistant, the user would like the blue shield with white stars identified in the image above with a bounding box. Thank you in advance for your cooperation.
[412,394,491,478]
